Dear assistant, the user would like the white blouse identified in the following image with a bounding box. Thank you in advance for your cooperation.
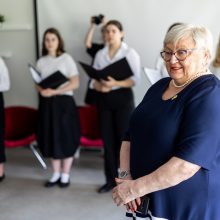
[155,56,169,78]
[0,57,10,92]
[37,53,78,96]
[92,42,141,90]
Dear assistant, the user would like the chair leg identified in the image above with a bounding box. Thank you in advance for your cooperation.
[29,143,47,169]
[74,147,81,159]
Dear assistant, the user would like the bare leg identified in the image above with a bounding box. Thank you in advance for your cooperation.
[48,159,61,182]
[62,157,74,174]
[59,157,74,185]
[44,159,61,186]
[0,163,4,176]
[51,159,61,173]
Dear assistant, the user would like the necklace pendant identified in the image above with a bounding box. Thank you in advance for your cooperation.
[171,95,178,100]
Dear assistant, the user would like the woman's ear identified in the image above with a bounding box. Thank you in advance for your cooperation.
[121,31,125,41]
[202,50,210,67]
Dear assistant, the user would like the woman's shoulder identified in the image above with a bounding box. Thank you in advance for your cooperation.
[59,52,73,60]
[185,74,220,102]
[122,43,139,57]
[153,77,170,87]
[145,78,170,96]
[93,46,107,60]
[37,54,49,62]
[37,56,47,66]
[0,57,5,66]
[127,48,140,59]
[59,53,78,65]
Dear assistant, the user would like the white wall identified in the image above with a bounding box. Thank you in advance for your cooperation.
[0,0,220,107]
[0,0,37,107]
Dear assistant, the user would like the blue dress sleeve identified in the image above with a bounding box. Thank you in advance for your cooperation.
[123,130,131,141]
[175,83,220,170]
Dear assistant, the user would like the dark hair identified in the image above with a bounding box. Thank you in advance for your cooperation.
[42,27,65,56]
[167,22,184,33]
[105,20,124,41]
[106,20,123,32]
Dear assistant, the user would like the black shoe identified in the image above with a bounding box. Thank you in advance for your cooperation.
[0,174,5,182]
[97,183,115,193]
[44,178,60,187]
[59,180,70,188]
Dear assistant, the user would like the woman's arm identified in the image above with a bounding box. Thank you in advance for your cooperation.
[101,76,135,89]
[56,75,79,93]
[120,141,131,172]
[113,156,200,206]
[118,141,141,212]
[84,20,96,49]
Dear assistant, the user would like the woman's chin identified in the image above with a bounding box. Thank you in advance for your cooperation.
[169,69,183,78]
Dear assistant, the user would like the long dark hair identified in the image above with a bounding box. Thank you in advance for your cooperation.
[41,27,65,56]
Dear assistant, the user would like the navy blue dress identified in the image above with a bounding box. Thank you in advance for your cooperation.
[126,74,220,220]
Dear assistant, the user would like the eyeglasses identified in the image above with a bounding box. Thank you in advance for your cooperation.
[160,48,198,62]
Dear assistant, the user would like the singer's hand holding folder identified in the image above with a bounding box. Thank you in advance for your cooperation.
[28,64,69,89]
[79,58,133,81]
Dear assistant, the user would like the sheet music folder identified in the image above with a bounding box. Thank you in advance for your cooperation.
[143,67,162,85]
[79,58,133,81]
[28,63,68,89]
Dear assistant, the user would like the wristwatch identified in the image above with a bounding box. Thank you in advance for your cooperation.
[118,170,130,179]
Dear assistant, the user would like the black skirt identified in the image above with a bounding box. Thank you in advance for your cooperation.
[37,95,81,159]
[0,93,6,163]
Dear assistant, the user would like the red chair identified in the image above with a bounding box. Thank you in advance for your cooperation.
[4,106,47,169]
[78,105,103,149]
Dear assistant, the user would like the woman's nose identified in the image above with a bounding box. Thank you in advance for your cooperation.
[169,54,179,64]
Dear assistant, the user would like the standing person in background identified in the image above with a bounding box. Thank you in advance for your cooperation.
[84,14,107,105]
[210,36,220,79]
[92,20,141,193]
[36,28,80,188]
[0,57,10,182]
[85,14,107,61]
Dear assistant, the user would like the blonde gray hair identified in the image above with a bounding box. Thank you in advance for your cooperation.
[163,24,213,59]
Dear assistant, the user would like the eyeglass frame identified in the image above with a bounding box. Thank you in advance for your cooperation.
[160,48,198,62]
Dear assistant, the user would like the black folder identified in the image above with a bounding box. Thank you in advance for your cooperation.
[79,58,133,81]
[28,64,69,89]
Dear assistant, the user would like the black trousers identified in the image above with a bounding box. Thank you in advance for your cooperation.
[98,89,134,184]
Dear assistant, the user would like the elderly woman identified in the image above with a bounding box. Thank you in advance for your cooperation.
[112,24,220,220]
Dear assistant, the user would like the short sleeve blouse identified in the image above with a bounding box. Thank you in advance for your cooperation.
[0,57,10,92]
[37,53,78,96]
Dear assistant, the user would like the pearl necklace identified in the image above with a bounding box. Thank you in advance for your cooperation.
[172,71,212,88]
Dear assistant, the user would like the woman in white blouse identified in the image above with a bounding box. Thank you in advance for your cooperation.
[92,20,141,193]
[36,28,80,188]
[210,37,220,79]
[0,57,10,182]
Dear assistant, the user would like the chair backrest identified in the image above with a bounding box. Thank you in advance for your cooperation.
[4,106,37,141]
[78,105,101,140]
